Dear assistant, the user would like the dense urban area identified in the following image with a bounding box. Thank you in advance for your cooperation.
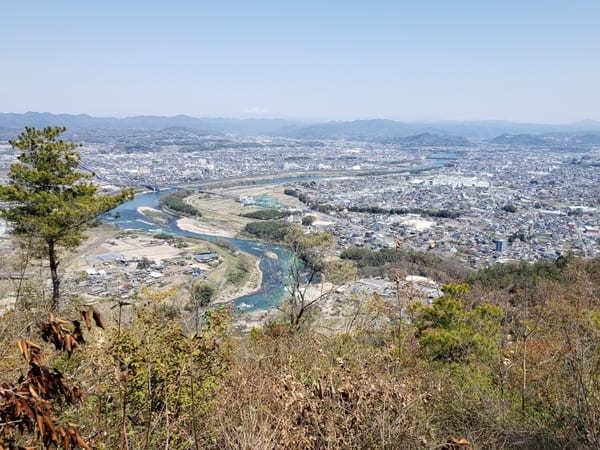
[2,123,598,269]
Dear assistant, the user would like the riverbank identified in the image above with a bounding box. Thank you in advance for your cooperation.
[103,183,300,318]
[214,258,263,306]
[137,206,172,225]
[176,217,235,238]
[138,206,161,215]
[264,250,278,260]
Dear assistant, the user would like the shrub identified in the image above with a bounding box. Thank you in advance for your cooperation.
[242,209,291,220]
[302,215,316,226]
[158,190,201,216]
[244,221,290,241]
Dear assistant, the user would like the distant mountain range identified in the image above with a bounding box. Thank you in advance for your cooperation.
[0,112,293,136]
[488,133,600,147]
[488,134,549,146]
[2,112,600,143]
[278,119,600,141]
[382,133,472,147]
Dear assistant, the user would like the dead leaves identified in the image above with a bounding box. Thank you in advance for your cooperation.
[92,309,104,329]
[0,311,103,449]
[41,310,104,355]
[79,308,104,331]
[79,309,92,330]
[15,339,41,364]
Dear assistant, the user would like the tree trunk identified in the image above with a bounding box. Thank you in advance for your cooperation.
[48,241,60,312]
[521,338,526,416]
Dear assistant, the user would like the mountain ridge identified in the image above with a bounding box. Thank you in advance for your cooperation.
[2,112,600,141]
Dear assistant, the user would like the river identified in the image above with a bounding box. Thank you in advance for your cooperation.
[103,163,454,312]
[102,172,373,313]
[103,189,291,313]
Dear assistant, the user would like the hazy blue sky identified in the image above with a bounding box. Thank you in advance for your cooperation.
[1,1,599,122]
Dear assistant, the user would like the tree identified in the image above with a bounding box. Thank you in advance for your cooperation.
[410,283,503,363]
[190,281,216,308]
[502,203,517,213]
[0,127,134,311]
[301,215,315,226]
[283,224,355,329]
[188,280,216,333]
[104,293,231,448]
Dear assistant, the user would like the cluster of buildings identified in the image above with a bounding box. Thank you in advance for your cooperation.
[1,128,598,270]
[284,146,600,267]
[0,132,443,189]
[63,235,221,300]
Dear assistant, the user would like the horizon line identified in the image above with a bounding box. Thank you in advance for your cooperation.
[1,111,599,127]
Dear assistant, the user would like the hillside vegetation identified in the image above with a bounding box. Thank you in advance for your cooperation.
[2,255,600,449]
[341,246,471,282]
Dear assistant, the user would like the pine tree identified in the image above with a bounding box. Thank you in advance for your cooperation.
[0,126,134,311]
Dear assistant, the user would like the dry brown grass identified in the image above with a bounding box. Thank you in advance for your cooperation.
[204,329,426,449]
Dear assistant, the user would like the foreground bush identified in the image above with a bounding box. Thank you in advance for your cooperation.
[206,331,426,449]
